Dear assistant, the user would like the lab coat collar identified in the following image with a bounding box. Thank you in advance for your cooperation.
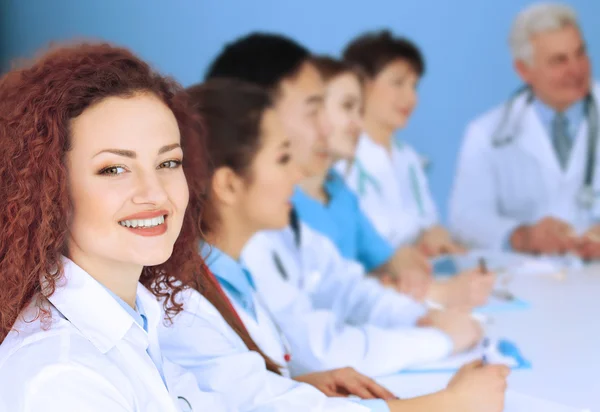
[46,257,157,354]
[517,95,585,178]
[200,242,256,297]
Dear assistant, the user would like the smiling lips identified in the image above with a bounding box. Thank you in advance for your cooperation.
[118,210,168,237]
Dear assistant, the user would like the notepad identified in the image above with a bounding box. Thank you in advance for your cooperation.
[449,250,584,277]
[400,338,531,374]
[475,294,530,314]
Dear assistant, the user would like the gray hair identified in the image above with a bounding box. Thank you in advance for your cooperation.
[509,3,580,64]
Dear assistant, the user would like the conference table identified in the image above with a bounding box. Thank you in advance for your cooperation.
[376,260,600,411]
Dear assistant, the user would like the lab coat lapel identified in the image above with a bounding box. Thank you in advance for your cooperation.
[515,104,564,184]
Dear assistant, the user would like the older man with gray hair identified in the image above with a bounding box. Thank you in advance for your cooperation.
[449,2,600,258]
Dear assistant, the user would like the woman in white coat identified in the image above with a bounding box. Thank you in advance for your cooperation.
[449,3,600,259]
[159,79,509,412]
[338,30,463,257]
[0,44,227,411]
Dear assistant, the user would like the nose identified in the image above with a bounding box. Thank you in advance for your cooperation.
[131,170,169,206]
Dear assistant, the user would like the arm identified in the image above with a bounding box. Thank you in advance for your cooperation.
[242,232,453,376]
[159,290,366,412]
[300,224,428,327]
[354,192,395,272]
[449,122,522,250]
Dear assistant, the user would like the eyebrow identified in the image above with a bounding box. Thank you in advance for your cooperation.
[93,143,181,158]
[306,95,324,105]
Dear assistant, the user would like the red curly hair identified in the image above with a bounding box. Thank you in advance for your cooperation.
[0,43,211,341]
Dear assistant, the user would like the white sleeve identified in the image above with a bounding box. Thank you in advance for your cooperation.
[449,122,522,249]
[159,290,367,412]
[300,225,428,327]
[242,230,453,377]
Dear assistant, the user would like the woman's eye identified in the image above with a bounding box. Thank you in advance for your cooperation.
[159,159,182,169]
[99,166,127,176]
[278,154,291,165]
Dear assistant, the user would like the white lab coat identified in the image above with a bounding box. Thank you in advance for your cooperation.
[449,84,600,250]
[240,222,453,377]
[336,133,438,248]
[0,258,228,412]
[158,287,368,412]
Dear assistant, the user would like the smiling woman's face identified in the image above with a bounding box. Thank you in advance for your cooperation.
[66,93,189,268]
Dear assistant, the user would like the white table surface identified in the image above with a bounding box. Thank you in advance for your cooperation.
[376,264,600,411]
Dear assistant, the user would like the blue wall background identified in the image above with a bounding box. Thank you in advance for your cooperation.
[2,0,598,221]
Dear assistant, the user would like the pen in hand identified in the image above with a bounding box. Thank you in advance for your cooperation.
[478,258,488,275]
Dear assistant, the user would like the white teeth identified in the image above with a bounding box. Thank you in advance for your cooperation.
[119,215,166,228]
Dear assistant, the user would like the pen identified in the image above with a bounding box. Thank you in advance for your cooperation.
[272,252,288,280]
[478,257,488,275]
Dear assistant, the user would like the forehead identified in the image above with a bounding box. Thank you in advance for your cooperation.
[277,62,324,106]
[69,93,180,152]
[531,24,583,55]
[328,73,362,94]
[376,59,417,80]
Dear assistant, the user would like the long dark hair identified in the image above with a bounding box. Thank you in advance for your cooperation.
[184,78,282,374]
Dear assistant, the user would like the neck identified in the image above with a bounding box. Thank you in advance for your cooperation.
[534,89,581,113]
[299,167,330,204]
[68,245,141,308]
[364,116,395,152]
[205,215,254,261]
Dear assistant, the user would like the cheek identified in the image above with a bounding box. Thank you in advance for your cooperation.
[68,177,125,244]
[167,172,190,214]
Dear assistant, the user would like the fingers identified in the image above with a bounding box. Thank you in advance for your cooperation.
[318,385,343,397]
[493,364,511,378]
[460,359,484,371]
[360,376,396,400]
[343,380,377,399]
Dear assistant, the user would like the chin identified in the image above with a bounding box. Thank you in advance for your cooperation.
[129,244,175,267]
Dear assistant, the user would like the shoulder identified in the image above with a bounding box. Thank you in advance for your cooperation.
[0,309,129,407]
[467,101,507,133]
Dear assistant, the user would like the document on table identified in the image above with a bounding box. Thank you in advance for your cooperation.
[504,390,592,412]
[400,338,530,374]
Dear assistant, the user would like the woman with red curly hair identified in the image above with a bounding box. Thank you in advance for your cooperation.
[0,43,232,411]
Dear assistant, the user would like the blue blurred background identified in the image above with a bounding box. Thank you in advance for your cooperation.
[2,0,598,220]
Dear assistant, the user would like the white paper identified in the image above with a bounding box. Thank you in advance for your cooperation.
[504,390,592,412]
[402,339,520,373]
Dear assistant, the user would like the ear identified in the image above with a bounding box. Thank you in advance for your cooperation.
[514,59,532,85]
[211,166,245,206]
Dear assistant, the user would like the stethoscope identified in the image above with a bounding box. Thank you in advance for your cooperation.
[492,85,599,210]
[253,291,293,364]
[354,140,427,217]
